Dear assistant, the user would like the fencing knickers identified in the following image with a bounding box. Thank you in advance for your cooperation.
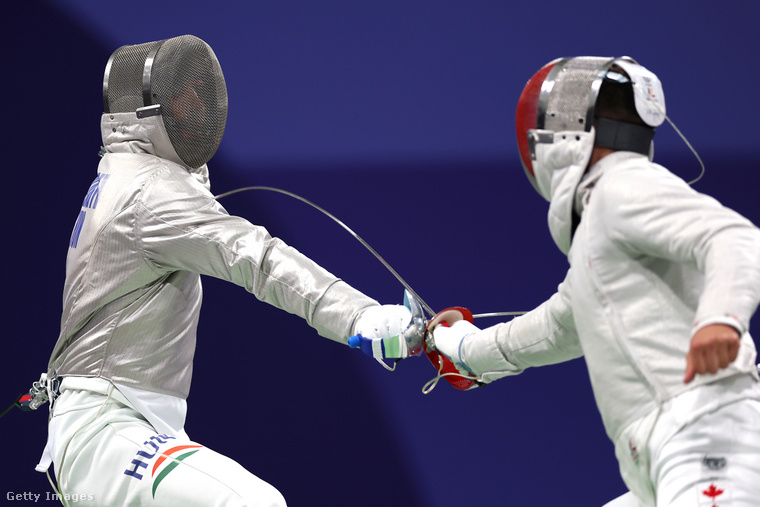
[48,383,286,507]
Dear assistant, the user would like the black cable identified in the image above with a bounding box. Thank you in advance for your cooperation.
[0,394,25,418]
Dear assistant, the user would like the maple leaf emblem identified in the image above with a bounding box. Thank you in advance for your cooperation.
[702,483,724,500]
[702,484,724,507]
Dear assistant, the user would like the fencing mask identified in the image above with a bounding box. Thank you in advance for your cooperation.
[515,56,666,198]
[103,35,228,169]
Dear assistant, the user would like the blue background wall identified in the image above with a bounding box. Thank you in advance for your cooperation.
[3,1,759,505]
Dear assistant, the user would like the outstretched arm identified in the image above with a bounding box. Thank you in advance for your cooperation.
[432,274,583,385]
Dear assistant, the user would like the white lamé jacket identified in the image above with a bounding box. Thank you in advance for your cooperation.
[462,139,760,497]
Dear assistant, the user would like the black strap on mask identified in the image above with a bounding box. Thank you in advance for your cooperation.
[594,117,655,155]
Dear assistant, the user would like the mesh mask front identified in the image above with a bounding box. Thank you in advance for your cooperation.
[103,35,228,169]
[538,57,614,133]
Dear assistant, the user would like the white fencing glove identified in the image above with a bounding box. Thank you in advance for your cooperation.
[349,304,413,359]
[430,319,480,376]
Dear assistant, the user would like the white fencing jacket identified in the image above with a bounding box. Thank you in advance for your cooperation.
[463,150,760,448]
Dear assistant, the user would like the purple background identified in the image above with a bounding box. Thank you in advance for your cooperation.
[3,1,759,505]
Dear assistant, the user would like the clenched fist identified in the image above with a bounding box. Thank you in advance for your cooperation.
[684,324,740,384]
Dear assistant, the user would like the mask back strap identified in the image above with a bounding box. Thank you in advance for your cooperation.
[594,117,655,156]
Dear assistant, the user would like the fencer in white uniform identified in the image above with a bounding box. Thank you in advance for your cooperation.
[431,57,760,506]
[34,35,411,506]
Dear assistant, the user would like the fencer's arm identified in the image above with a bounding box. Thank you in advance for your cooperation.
[680,205,759,382]
[600,171,760,370]
[599,167,760,379]
[137,192,379,344]
[603,167,760,337]
[459,277,583,382]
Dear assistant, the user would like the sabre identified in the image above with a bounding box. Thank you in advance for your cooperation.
[215,185,527,391]
[215,185,526,320]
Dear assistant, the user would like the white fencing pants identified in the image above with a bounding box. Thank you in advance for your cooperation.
[652,397,760,506]
[48,384,286,506]
[605,394,760,507]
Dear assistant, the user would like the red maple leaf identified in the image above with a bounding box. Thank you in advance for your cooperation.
[702,483,724,499]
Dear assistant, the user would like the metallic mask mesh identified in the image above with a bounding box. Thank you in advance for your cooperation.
[103,41,163,114]
[103,35,228,169]
[540,57,613,133]
[150,36,228,169]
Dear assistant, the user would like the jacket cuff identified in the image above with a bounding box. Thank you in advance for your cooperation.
[691,314,745,337]
[461,325,523,383]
